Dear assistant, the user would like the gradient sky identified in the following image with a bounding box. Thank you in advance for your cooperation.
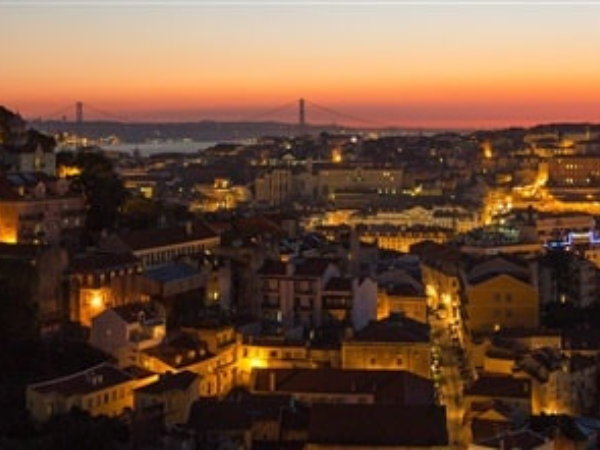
[2,1,600,128]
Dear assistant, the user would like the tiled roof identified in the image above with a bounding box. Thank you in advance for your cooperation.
[469,271,531,287]
[70,252,140,272]
[465,374,531,399]
[349,315,430,343]
[120,222,218,252]
[187,394,291,432]
[308,404,448,446]
[135,370,198,395]
[476,429,548,449]
[29,363,133,397]
[253,368,435,405]
[234,216,283,237]
[144,335,211,369]
[187,402,251,431]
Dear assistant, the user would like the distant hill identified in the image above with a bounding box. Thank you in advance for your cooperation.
[29,119,354,143]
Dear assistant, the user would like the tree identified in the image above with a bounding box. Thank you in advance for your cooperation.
[119,196,162,230]
[57,150,128,232]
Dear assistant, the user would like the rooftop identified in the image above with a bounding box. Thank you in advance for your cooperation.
[135,370,198,395]
[70,252,140,272]
[253,368,435,405]
[465,374,531,399]
[348,315,430,344]
[29,363,133,397]
[144,263,200,284]
[308,404,448,447]
[119,222,218,252]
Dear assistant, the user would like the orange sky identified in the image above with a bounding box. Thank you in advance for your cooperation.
[2,3,600,128]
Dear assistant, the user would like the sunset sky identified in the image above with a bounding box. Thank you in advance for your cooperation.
[2,1,600,128]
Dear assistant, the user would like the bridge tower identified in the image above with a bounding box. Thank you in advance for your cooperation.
[75,101,83,125]
[299,98,306,136]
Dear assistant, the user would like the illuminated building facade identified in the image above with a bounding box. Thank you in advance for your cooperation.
[0,173,85,245]
[26,363,157,422]
[341,315,433,379]
[548,155,600,187]
[463,258,539,334]
[69,252,144,326]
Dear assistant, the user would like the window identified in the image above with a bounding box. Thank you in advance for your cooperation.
[505,293,512,302]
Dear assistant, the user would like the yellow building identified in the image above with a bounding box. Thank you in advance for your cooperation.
[417,242,463,315]
[341,315,433,379]
[26,362,157,422]
[464,272,539,333]
[378,284,428,323]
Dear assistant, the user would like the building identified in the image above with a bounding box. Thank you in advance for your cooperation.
[98,221,219,269]
[464,374,532,417]
[254,168,294,206]
[258,258,340,332]
[0,243,69,332]
[0,108,57,176]
[251,368,436,406]
[376,268,428,323]
[182,320,239,397]
[462,256,540,333]
[322,276,378,331]
[69,252,143,326]
[342,314,433,379]
[134,370,199,427]
[26,362,157,422]
[0,173,85,245]
[90,302,166,366]
[548,154,600,187]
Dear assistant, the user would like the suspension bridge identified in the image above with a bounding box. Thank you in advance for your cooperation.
[34,98,399,133]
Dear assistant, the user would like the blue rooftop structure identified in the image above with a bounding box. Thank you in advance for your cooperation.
[144,263,199,283]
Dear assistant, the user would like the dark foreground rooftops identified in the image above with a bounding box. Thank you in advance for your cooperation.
[308,404,448,447]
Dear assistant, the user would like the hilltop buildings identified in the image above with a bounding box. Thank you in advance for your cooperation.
[4,107,600,448]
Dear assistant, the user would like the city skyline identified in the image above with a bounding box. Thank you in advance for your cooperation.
[3,1,600,128]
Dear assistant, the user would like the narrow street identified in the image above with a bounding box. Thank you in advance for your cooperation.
[430,313,470,448]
